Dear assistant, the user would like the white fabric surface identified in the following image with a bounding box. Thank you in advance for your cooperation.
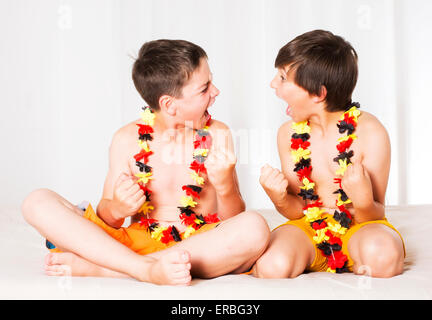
[0,205,431,300]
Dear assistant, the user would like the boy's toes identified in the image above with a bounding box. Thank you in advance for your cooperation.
[45,264,68,276]
[164,250,190,264]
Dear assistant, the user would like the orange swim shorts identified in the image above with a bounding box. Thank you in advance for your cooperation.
[47,203,219,255]
[274,213,405,272]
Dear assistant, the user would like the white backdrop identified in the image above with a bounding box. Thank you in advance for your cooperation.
[1,0,431,210]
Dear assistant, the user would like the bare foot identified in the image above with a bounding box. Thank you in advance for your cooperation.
[45,250,192,286]
[136,250,192,286]
[44,252,103,277]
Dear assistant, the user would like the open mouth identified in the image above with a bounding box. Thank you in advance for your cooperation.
[286,105,291,116]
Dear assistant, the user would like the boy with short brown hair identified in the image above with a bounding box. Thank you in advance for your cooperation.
[253,30,405,278]
[22,39,270,285]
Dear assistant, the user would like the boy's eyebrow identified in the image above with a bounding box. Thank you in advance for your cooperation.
[197,73,213,91]
[198,80,210,90]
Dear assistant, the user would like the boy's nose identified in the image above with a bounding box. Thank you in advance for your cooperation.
[270,77,277,89]
[210,83,220,97]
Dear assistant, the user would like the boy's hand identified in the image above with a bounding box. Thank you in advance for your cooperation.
[340,162,374,209]
[259,164,289,205]
[112,173,146,220]
[205,147,237,195]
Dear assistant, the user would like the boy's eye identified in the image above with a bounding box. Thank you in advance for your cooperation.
[201,86,209,93]
[280,75,286,81]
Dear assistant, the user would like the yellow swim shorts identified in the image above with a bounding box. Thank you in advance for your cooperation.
[47,203,219,255]
[274,213,405,272]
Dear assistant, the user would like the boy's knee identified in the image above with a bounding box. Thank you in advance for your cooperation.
[21,188,53,222]
[358,234,404,278]
[254,253,299,279]
[237,211,270,249]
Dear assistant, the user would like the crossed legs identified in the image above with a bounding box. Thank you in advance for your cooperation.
[252,223,404,279]
[22,188,270,284]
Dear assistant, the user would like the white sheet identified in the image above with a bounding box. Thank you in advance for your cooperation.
[1,205,431,300]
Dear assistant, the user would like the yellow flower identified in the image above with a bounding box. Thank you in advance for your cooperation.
[313,228,330,243]
[194,218,205,225]
[139,201,154,214]
[140,108,156,126]
[300,177,315,190]
[190,171,205,185]
[336,196,352,206]
[183,225,196,239]
[193,148,209,157]
[335,159,352,176]
[291,148,311,163]
[304,207,326,222]
[326,267,336,273]
[327,222,347,235]
[292,121,311,134]
[138,140,150,152]
[180,196,197,208]
[337,133,357,143]
[150,226,166,241]
[135,172,153,184]
[344,106,361,120]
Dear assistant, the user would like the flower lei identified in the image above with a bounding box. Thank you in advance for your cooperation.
[133,106,220,245]
[290,103,361,273]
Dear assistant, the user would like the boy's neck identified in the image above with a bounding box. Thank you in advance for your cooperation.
[153,110,195,143]
[308,107,344,137]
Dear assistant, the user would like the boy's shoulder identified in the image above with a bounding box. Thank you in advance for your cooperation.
[277,110,387,135]
[110,119,140,147]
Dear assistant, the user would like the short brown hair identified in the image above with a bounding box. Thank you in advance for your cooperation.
[275,30,358,112]
[132,39,207,111]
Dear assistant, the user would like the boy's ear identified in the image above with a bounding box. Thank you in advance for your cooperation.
[159,95,176,116]
[313,85,327,103]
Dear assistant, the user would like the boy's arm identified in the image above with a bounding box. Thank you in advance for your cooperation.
[206,122,246,220]
[96,127,145,228]
[341,117,390,223]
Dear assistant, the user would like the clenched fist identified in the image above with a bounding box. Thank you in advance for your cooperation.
[112,173,146,219]
[340,162,374,209]
[259,164,289,205]
[205,147,237,195]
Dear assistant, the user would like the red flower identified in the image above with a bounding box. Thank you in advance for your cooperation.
[204,213,220,224]
[326,230,343,246]
[161,226,174,244]
[182,185,200,199]
[296,166,312,181]
[291,138,310,150]
[194,134,212,149]
[205,114,212,127]
[302,201,323,211]
[341,113,357,127]
[336,137,353,153]
[189,160,207,175]
[139,217,156,229]
[326,250,348,269]
[137,124,154,135]
[180,213,198,227]
[134,149,153,164]
[312,220,327,230]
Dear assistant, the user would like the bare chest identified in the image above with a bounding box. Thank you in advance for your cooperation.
[126,134,217,224]
[287,132,362,209]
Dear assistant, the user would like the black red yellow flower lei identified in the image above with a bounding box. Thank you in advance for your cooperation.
[290,103,361,273]
[133,106,220,245]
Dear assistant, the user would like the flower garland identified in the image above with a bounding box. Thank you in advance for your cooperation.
[133,106,220,245]
[290,103,361,273]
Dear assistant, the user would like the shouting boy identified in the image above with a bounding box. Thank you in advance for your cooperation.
[253,30,405,278]
[22,39,270,285]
